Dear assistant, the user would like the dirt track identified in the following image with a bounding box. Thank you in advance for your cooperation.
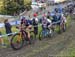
[0,19,75,57]
[0,2,75,57]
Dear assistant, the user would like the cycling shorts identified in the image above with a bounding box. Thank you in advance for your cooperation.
[34,27,38,35]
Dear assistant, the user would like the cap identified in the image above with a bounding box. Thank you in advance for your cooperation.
[33,13,37,17]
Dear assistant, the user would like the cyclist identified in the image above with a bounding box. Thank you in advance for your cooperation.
[51,8,62,32]
[52,12,61,25]
[32,13,39,36]
[20,17,32,42]
[60,13,67,31]
[41,14,52,31]
[41,14,48,30]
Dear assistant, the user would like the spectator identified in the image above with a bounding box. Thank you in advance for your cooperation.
[4,19,12,35]
[4,19,12,42]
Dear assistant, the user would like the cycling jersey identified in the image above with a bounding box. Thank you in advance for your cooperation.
[32,18,38,26]
[41,17,51,29]
[26,19,32,25]
[21,18,31,29]
[61,14,67,23]
[52,13,62,25]
[42,17,48,28]
[32,17,39,35]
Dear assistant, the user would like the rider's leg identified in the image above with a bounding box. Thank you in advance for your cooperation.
[51,24,55,32]
[34,27,38,39]
[57,22,61,33]
[42,25,46,35]
[0,38,4,45]
[26,27,31,44]
[27,25,32,39]
[27,32,30,39]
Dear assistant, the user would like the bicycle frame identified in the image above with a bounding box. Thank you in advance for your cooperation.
[16,26,28,41]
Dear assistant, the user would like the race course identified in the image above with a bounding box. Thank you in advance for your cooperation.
[0,19,75,57]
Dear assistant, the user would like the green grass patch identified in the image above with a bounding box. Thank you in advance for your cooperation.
[68,48,75,56]
[58,47,75,57]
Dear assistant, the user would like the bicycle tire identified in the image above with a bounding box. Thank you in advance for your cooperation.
[30,35,34,44]
[30,31,36,44]
[10,33,24,50]
[62,23,66,32]
[39,30,46,40]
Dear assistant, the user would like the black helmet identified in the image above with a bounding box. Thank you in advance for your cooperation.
[21,16,26,24]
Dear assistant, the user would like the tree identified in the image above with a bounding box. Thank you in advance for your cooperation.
[4,0,20,15]
[24,0,31,11]
[1,0,31,15]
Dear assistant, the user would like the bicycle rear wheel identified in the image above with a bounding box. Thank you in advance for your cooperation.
[62,23,66,32]
[11,33,24,50]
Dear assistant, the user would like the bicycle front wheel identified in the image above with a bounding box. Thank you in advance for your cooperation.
[10,33,24,50]
[39,30,46,40]
[62,23,66,32]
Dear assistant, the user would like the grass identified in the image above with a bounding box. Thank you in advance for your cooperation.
[68,48,75,56]
[58,40,75,57]
[56,16,74,57]
[57,48,75,57]
[0,26,18,46]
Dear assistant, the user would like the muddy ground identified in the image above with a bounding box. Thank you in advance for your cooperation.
[0,19,75,57]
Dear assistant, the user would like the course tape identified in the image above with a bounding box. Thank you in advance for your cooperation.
[0,32,18,38]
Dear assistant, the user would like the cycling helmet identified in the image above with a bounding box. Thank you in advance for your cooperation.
[21,16,26,24]
[33,13,37,17]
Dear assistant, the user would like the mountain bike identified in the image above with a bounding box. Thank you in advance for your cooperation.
[10,26,34,50]
[39,25,54,40]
